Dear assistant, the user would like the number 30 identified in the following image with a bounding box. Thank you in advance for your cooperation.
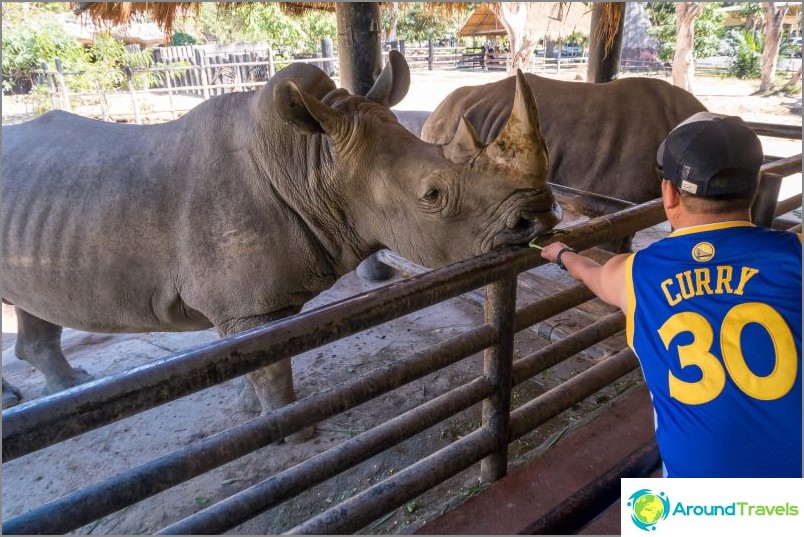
[658,302,798,405]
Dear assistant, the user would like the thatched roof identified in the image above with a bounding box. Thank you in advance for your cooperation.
[460,3,593,40]
[72,2,476,35]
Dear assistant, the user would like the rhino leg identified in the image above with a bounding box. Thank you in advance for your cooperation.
[217,312,314,443]
[2,377,22,408]
[13,307,95,395]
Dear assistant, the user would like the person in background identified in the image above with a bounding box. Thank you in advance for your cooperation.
[541,112,802,478]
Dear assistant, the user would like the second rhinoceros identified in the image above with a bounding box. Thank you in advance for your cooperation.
[422,73,708,204]
[1,52,561,440]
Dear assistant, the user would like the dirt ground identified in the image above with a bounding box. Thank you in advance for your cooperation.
[1,68,801,535]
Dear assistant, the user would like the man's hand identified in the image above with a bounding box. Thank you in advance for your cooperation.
[540,241,569,264]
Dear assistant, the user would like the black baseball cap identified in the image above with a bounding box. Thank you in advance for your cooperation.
[656,112,763,197]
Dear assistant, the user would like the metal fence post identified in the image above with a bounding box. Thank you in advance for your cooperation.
[428,38,434,70]
[751,173,784,227]
[480,275,518,482]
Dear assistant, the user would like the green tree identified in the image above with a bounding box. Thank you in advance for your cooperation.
[646,2,725,62]
[395,3,468,46]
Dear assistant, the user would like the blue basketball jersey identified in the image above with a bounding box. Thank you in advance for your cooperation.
[625,221,802,477]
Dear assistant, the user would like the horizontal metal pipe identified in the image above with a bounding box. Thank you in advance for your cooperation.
[285,428,498,535]
[760,154,802,177]
[512,312,626,385]
[789,223,802,233]
[509,348,640,439]
[2,325,497,536]
[160,378,495,534]
[775,194,803,217]
[745,120,802,140]
[551,183,634,218]
[513,284,596,332]
[4,199,664,461]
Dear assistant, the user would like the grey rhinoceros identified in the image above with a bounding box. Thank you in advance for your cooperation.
[1,52,561,440]
[421,73,708,204]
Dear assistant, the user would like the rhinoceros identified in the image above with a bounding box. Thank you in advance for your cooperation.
[1,52,561,440]
[421,73,708,205]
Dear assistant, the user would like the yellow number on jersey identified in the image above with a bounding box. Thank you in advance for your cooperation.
[658,303,797,405]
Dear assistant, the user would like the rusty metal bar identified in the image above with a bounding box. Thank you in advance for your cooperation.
[3,198,665,462]
[790,223,802,233]
[760,154,802,177]
[512,312,625,385]
[551,183,634,218]
[745,120,802,140]
[514,284,595,331]
[160,378,495,534]
[1,326,498,536]
[286,428,498,535]
[752,173,784,227]
[481,276,517,482]
[775,193,802,217]
[509,348,640,439]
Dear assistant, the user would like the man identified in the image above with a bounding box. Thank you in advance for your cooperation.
[541,112,802,478]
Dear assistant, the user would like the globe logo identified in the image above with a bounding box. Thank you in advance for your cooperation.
[627,489,670,531]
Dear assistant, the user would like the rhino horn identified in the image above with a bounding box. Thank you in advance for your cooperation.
[365,50,410,108]
[442,116,483,163]
[477,69,549,186]
[274,79,347,136]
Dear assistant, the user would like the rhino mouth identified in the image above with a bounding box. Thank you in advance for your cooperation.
[491,199,563,249]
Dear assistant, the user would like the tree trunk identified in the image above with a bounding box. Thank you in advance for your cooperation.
[492,2,536,75]
[782,64,802,91]
[759,2,789,93]
[672,2,701,91]
[383,2,398,44]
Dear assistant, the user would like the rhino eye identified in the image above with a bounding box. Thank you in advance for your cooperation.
[423,188,441,202]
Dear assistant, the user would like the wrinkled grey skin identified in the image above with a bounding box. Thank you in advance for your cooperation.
[1,52,561,440]
[422,73,708,204]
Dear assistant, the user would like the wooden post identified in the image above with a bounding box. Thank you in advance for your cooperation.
[428,38,434,70]
[54,57,71,112]
[196,49,210,100]
[40,61,58,111]
[165,61,177,120]
[321,38,334,76]
[267,45,276,78]
[335,1,382,95]
[125,66,141,124]
[95,80,110,122]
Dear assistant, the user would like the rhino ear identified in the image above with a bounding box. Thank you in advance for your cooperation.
[274,79,346,135]
[442,116,483,163]
[365,50,410,108]
[478,69,549,185]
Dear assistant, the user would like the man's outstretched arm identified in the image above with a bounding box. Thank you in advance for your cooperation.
[540,242,631,311]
